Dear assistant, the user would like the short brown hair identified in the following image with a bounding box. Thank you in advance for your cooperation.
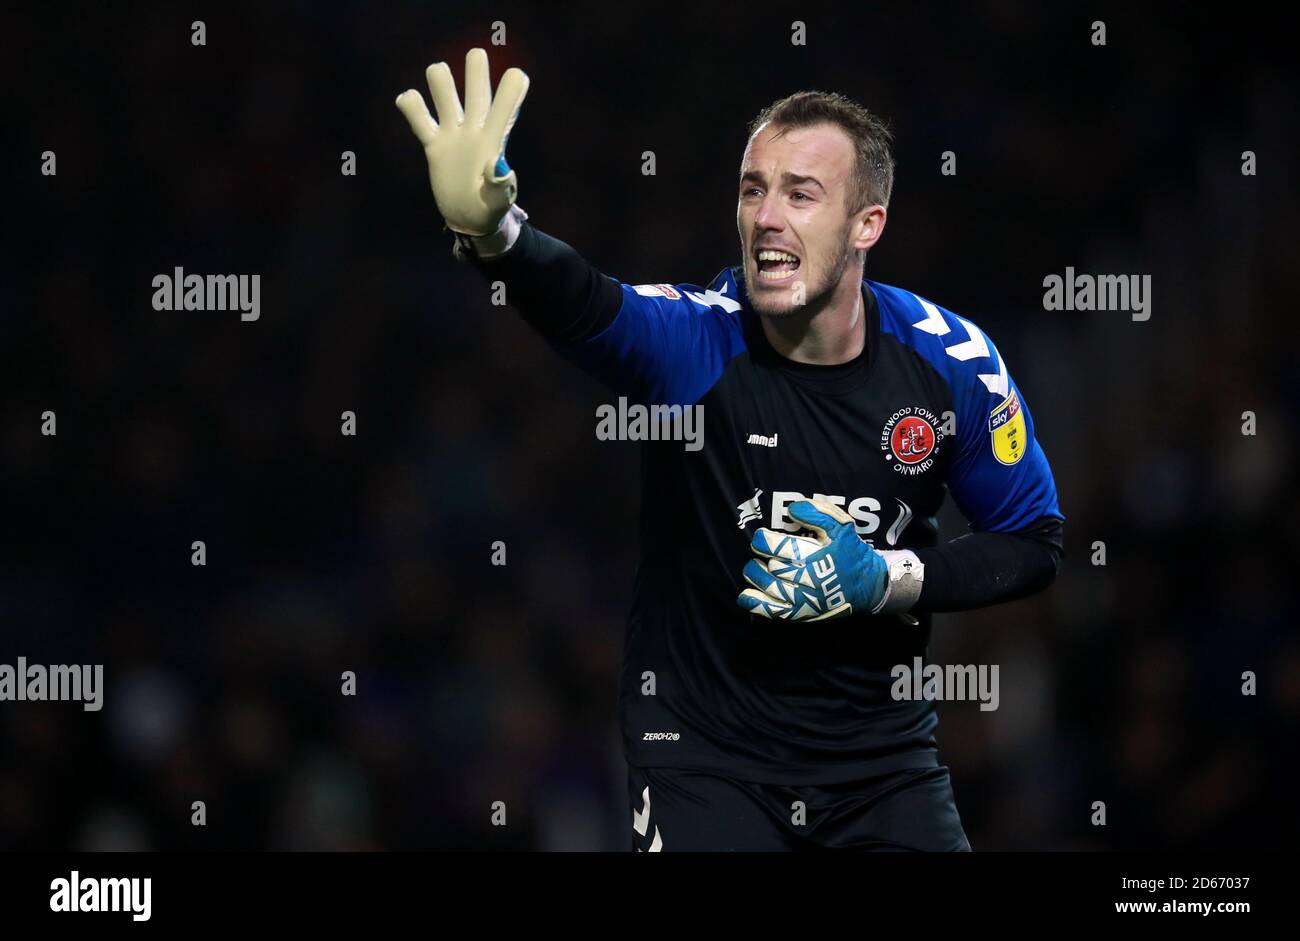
[746,91,895,213]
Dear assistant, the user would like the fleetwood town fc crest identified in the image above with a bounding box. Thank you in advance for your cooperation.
[880,406,944,476]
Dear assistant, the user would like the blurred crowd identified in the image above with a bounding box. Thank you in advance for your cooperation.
[2,2,1296,849]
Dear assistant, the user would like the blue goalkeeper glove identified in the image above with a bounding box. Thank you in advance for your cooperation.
[738,499,891,622]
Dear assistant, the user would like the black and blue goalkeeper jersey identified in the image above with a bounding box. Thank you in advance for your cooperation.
[471,224,1064,785]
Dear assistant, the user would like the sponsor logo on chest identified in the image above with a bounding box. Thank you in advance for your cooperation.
[735,487,914,545]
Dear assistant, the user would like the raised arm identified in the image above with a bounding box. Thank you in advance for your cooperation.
[395,49,744,405]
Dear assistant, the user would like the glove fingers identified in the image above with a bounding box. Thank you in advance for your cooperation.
[394,89,438,145]
[786,499,852,541]
[482,67,530,157]
[463,47,492,125]
[742,559,795,603]
[804,603,853,623]
[737,588,791,620]
[738,587,846,622]
[750,527,822,562]
[425,61,464,127]
[765,556,814,588]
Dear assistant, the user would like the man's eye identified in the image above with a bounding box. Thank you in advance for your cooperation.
[790,191,811,202]
[743,187,763,198]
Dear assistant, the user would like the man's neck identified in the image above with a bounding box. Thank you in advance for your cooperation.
[757,270,866,365]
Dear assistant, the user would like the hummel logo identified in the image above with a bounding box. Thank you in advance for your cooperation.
[746,432,779,448]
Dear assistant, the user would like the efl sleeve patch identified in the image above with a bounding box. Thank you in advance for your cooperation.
[989,390,1026,465]
[631,283,682,300]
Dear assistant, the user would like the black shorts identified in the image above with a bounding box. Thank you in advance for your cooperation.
[628,764,971,852]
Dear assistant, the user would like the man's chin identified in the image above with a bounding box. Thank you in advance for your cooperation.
[749,278,818,318]
[751,296,801,318]
[746,272,796,315]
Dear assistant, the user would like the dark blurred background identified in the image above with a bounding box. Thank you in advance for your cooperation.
[2,1,1296,850]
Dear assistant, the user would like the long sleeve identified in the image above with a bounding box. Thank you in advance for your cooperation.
[463,221,623,341]
[913,515,1064,613]
[461,221,748,406]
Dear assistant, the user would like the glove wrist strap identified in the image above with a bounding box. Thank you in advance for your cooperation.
[871,549,925,615]
[453,204,528,261]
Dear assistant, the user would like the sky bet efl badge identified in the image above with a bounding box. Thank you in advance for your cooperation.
[881,405,943,476]
[989,389,1026,464]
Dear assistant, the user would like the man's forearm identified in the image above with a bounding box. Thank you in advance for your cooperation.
[911,517,1064,614]
[464,220,623,342]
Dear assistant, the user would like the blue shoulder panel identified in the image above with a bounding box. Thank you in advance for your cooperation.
[559,268,749,406]
[872,280,1064,533]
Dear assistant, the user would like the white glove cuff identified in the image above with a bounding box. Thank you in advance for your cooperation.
[453,204,529,261]
[870,549,925,615]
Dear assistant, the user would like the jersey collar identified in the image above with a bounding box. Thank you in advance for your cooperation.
[718,265,881,395]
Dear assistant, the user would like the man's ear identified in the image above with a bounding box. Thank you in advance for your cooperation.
[853,205,886,253]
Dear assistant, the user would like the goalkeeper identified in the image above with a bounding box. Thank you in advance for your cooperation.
[397,49,1064,851]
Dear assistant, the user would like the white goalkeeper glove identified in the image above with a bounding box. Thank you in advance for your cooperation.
[395,47,530,242]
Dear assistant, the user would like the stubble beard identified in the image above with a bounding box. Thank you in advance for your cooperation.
[747,232,855,320]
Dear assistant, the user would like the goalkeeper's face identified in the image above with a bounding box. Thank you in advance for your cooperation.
[737,122,880,318]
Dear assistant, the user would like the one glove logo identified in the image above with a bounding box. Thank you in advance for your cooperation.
[809,556,847,611]
[880,406,944,476]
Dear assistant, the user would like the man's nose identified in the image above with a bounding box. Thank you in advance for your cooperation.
[754,192,785,230]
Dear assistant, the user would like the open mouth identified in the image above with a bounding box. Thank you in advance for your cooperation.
[755,249,801,282]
